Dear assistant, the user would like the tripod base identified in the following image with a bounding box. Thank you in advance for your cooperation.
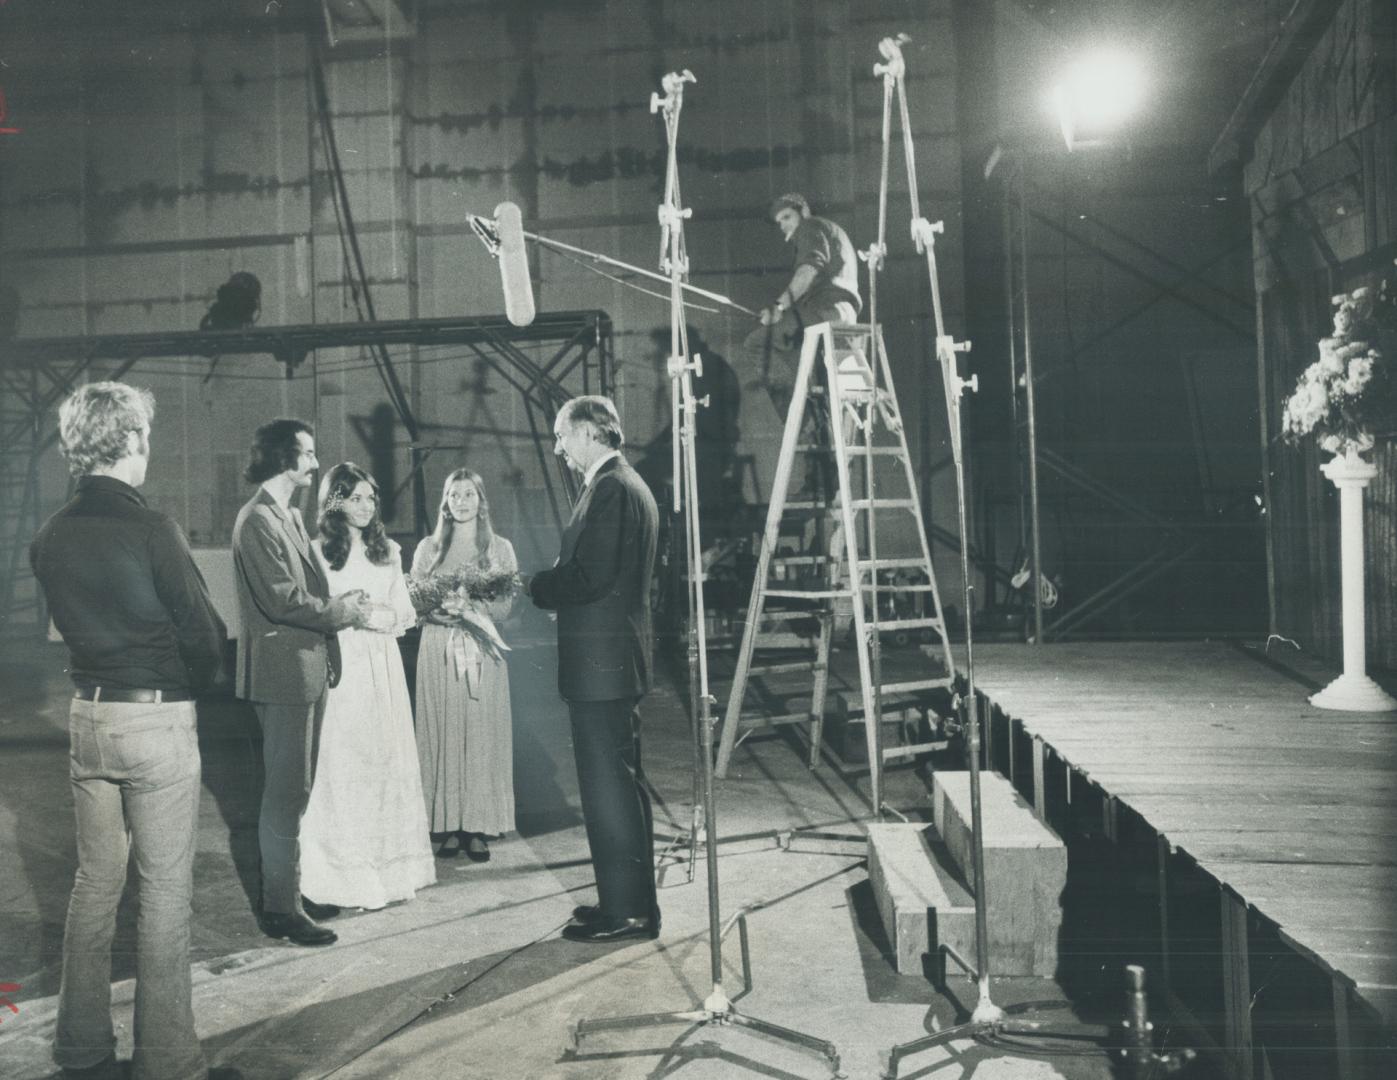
[884,965,1196,1080]
[570,914,844,1076]
[574,992,843,1078]
[883,1003,1109,1080]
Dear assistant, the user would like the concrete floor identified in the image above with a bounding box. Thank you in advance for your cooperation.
[0,633,1135,1080]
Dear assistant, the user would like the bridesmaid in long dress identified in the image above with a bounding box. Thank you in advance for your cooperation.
[411,468,517,861]
[301,462,436,909]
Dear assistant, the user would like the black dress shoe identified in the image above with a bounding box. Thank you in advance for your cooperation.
[561,915,659,943]
[462,832,491,863]
[570,903,602,924]
[301,896,340,921]
[435,834,461,858]
[259,911,338,947]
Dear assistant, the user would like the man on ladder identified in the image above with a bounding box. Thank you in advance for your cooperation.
[742,192,862,423]
[721,188,956,814]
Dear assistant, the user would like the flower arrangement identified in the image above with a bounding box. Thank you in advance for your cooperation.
[407,566,519,614]
[407,566,519,659]
[1282,277,1397,456]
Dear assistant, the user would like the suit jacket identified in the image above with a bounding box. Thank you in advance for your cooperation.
[231,487,343,705]
[529,455,658,703]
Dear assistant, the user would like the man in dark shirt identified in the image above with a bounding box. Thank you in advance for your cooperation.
[30,381,234,1080]
[742,192,862,421]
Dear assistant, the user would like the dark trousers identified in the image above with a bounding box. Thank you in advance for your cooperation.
[741,298,859,420]
[568,698,658,921]
[254,696,326,915]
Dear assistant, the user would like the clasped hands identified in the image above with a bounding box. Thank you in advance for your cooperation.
[332,589,394,632]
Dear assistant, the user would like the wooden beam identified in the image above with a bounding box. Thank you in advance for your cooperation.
[1209,0,1346,174]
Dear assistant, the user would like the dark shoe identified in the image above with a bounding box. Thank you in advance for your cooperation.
[259,911,338,947]
[570,903,602,925]
[462,832,491,863]
[435,834,461,858]
[209,1069,245,1080]
[561,915,660,943]
[59,1055,121,1080]
[301,896,340,921]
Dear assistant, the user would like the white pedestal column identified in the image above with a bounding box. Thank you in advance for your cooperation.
[1310,448,1397,712]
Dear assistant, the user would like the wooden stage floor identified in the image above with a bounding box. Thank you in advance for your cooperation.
[973,641,1397,1078]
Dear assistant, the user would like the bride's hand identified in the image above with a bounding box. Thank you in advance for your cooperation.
[363,603,396,633]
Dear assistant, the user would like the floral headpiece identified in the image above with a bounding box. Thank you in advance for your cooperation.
[323,492,347,514]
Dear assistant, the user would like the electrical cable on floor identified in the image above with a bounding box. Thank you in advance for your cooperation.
[313,918,576,1080]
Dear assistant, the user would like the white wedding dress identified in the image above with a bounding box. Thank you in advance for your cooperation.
[300,538,436,909]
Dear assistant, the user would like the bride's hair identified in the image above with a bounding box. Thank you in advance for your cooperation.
[317,462,393,571]
[424,468,495,574]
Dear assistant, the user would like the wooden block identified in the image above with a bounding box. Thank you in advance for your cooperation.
[866,823,976,975]
[933,770,1067,976]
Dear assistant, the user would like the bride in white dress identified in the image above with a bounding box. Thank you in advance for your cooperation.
[300,462,436,910]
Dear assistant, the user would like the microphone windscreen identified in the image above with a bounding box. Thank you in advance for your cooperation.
[494,201,536,327]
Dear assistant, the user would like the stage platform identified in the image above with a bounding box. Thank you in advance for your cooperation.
[974,640,1397,1080]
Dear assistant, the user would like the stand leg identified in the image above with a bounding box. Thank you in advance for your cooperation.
[570,69,845,1080]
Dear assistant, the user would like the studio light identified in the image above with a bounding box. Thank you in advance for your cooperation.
[1049,48,1144,150]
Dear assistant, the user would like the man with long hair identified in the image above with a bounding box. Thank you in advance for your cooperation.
[30,381,235,1080]
[231,418,373,947]
[528,396,661,942]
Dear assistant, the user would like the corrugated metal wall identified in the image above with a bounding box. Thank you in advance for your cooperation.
[1244,0,1397,665]
[0,1,967,593]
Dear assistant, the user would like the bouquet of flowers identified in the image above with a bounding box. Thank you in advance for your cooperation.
[1282,278,1397,455]
[407,566,520,659]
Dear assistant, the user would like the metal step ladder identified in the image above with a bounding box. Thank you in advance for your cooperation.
[715,320,956,812]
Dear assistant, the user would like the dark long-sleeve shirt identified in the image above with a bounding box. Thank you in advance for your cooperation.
[30,475,227,693]
[791,214,861,314]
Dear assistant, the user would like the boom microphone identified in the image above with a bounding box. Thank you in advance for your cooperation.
[494,201,536,327]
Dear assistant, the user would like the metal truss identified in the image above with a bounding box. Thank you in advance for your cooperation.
[0,310,612,634]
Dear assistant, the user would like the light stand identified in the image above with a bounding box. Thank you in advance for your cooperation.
[569,71,843,1078]
[870,36,1198,1077]
[867,32,998,1028]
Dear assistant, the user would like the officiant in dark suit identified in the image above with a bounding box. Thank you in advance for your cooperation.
[528,395,661,943]
[231,418,373,947]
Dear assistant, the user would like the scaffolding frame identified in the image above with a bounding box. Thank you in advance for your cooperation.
[0,310,612,634]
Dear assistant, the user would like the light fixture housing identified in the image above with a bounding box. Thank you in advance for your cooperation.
[1050,49,1145,150]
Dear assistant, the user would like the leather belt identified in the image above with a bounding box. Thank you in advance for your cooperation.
[73,687,193,704]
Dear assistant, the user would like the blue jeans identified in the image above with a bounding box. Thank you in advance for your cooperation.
[55,699,206,1080]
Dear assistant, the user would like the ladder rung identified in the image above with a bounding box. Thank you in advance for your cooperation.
[736,711,819,732]
[850,498,916,512]
[862,617,945,632]
[883,741,950,762]
[764,588,848,599]
[881,678,954,695]
[749,660,824,675]
[846,445,904,456]
[782,500,836,512]
[860,583,938,593]
[773,555,836,566]
[755,609,824,623]
[856,557,926,570]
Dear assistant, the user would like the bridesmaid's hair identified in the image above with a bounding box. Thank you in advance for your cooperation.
[425,468,495,573]
[317,462,392,570]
